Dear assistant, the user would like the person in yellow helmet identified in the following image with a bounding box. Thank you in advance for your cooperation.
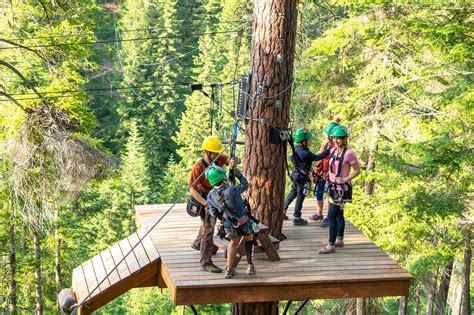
[188,136,236,273]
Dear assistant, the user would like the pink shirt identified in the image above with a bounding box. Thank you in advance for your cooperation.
[328,148,358,183]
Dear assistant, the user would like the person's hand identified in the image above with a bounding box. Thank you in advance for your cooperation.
[229,157,240,170]
[335,177,346,184]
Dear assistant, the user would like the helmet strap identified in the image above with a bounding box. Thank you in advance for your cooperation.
[204,151,212,163]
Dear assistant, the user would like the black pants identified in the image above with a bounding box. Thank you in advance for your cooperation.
[284,180,305,218]
[327,203,345,245]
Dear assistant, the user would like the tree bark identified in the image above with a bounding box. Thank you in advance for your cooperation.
[240,0,298,313]
[54,207,62,294]
[243,0,298,241]
[398,296,408,315]
[434,259,453,315]
[460,227,471,315]
[356,298,364,315]
[364,93,382,195]
[346,298,356,315]
[415,288,420,315]
[8,221,17,314]
[425,278,436,315]
[33,230,43,315]
[232,302,279,314]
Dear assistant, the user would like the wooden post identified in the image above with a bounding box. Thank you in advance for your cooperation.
[240,0,298,312]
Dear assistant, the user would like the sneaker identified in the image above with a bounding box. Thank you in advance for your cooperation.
[318,245,336,254]
[224,268,236,279]
[246,264,256,276]
[201,264,222,273]
[335,240,344,248]
[191,243,200,250]
[320,217,328,227]
[308,214,324,221]
[293,217,308,225]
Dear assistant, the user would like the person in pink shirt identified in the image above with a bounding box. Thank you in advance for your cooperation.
[318,125,360,254]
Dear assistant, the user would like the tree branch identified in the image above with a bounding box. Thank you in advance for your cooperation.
[0,38,53,65]
[0,90,32,113]
[0,60,50,107]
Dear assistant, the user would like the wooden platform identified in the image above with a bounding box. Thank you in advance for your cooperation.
[71,229,160,314]
[135,200,411,305]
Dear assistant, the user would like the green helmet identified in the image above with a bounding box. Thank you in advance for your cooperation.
[294,128,315,143]
[323,122,339,135]
[206,166,226,186]
[331,125,349,137]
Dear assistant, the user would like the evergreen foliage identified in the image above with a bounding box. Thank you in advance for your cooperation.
[0,0,471,313]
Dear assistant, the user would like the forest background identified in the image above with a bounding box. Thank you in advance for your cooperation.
[0,0,472,314]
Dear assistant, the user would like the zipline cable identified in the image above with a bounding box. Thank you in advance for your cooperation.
[2,19,251,42]
[0,30,246,50]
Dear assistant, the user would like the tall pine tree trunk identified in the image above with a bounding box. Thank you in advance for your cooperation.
[54,207,62,294]
[425,276,436,315]
[241,0,297,313]
[398,296,408,315]
[8,221,17,314]
[460,227,471,315]
[434,259,453,315]
[33,230,43,315]
[365,93,382,195]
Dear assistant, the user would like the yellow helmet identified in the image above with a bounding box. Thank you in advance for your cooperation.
[201,136,224,153]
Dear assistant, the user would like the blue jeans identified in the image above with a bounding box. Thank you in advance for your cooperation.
[284,180,305,218]
[328,203,345,245]
[314,177,326,201]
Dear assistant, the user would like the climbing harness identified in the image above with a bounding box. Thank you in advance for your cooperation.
[327,148,353,205]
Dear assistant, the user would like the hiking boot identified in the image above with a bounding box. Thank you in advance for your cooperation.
[320,217,328,227]
[191,243,200,251]
[246,264,256,276]
[201,263,222,273]
[318,245,336,254]
[335,240,344,248]
[293,217,308,225]
[224,268,236,279]
[308,214,324,221]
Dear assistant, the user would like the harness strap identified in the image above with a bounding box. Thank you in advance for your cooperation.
[329,148,347,180]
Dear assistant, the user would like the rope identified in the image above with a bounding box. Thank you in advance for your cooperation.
[71,141,232,315]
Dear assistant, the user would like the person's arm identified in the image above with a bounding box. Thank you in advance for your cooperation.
[336,162,361,184]
[234,170,249,193]
[309,148,330,161]
[190,187,207,206]
[207,194,220,218]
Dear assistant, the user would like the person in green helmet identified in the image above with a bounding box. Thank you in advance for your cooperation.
[310,116,341,227]
[284,127,330,225]
[318,125,360,254]
[206,163,256,279]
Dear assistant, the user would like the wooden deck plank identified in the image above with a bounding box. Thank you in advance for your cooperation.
[127,232,150,269]
[137,229,160,262]
[81,259,100,298]
[108,244,131,280]
[71,265,89,304]
[99,249,121,286]
[117,237,140,274]
[90,254,111,292]
[134,200,411,305]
